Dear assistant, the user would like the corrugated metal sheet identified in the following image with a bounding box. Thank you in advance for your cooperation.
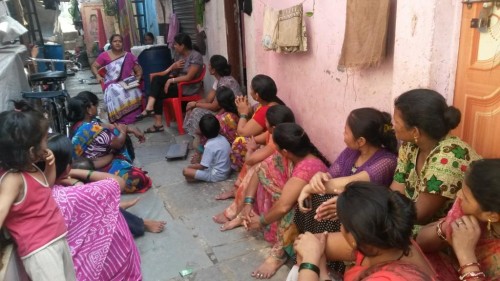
[172,0,197,44]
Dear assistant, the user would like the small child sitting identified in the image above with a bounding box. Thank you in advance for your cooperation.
[183,114,231,182]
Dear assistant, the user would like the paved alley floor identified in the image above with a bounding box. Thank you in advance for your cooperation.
[65,70,292,281]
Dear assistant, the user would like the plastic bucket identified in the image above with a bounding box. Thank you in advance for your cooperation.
[44,44,65,71]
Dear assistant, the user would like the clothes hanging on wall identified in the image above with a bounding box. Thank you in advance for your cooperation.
[338,0,390,69]
[166,13,179,48]
[262,5,279,51]
[261,3,307,53]
[276,3,306,53]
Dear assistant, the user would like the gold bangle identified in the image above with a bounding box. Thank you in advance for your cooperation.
[436,219,447,240]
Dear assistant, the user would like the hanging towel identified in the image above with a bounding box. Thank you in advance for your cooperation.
[262,5,279,51]
[276,3,307,53]
[167,13,179,48]
[338,0,390,69]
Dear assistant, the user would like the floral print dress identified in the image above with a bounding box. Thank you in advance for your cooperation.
[393,135,481,222]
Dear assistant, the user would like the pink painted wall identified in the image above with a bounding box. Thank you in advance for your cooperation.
[244,0,397,161]
[243,0,462,161]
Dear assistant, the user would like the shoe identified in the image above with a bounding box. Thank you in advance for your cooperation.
[135,110,155,121]
[144,125,164,134]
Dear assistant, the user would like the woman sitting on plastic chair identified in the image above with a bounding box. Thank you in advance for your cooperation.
[137,33,203,133]
[91,34,144,124]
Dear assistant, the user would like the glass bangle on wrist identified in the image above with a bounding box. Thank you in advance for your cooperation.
[244,197,254,204]
[299,263,320,276]
[239,114,248,119]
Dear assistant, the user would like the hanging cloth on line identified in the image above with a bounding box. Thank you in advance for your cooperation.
[261,3,307,54]
[338,0,390,69]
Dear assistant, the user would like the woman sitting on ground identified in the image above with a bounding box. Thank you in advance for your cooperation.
[291,182,437,281]
[137,33,203,133]
[243,123,330,279]
[91,34,143,124]
[67,97,151,193]
[295,107,398,276]
[76,91,144,161]
[298,107,398,221]
[213,105,295,230]
[390,89,481,225]
[42,133,142,280]
[416,159,500,280]
[183,55,242,139]
[231,74,284,170]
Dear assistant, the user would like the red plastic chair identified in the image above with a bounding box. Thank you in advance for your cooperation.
[150,64,206,135]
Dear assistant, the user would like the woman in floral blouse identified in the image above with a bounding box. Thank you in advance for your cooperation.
[390,89,481,225]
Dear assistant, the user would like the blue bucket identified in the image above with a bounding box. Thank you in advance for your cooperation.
[42,44,65,71]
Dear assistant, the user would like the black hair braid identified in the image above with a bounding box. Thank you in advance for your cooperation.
[310,143,331,167]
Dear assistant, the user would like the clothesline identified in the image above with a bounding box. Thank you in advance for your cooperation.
[256,0,308,9]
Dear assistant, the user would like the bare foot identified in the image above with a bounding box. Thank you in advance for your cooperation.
[220,216,243,231]
[120,197,141,210]
[212,212,230,224]
[144,220,166,233]
[251,255,287,279]
[215,189,235,200]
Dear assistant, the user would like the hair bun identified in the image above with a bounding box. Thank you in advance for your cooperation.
[13,100,34,112]
[444,106,461,131]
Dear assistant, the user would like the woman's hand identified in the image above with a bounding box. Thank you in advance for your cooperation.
[235,96,251,116]
[172,59,185,69]
[298,185,313,213]
[246,136,258,151]
[129,126,145,143]
[309,172,331,194]
[44,149,55,166]
[451,215,481,264]
[243,213,261,231]
[314,196,338,222]
[186,101,197,111]
[294,232,327,264]
[164,79,173,93]
[96,75,104,84]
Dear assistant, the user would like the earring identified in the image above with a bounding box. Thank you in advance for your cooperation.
[414,136,418,144]
[488,218,492,235]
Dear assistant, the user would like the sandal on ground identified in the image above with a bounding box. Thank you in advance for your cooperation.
[144,125,164,134]
[135,110,155,121]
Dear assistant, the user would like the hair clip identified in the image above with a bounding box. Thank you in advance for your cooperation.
[383,124,393,133]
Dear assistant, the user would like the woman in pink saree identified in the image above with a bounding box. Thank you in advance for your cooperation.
[47,133,141,280]
[92,34,143,124]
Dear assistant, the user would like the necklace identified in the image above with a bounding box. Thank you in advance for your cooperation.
[351,165,358,174]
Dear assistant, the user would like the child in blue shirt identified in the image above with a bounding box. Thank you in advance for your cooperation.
[183,114,231,182]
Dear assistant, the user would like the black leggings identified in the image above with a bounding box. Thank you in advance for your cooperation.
[149,75,179,114]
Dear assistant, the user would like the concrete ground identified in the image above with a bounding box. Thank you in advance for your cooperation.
[65,70,292,281]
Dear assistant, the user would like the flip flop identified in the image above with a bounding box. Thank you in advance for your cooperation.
[144,125,164,133]
[135,110,155,121]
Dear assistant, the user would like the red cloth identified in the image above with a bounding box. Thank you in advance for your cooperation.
[344,241,437,280]
[96,9,107,50]
[3,168,67,258]
[252,105,270,128]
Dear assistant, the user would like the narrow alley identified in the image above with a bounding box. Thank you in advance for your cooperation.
[66,69,292,281]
